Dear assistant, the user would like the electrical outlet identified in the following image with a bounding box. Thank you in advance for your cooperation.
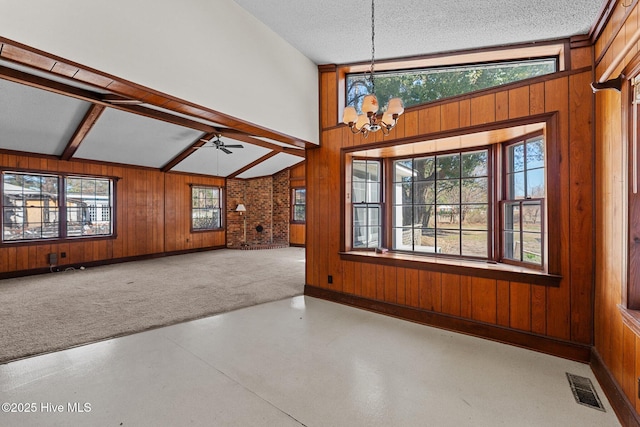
[61,252,66,258]
[328,275,333,284]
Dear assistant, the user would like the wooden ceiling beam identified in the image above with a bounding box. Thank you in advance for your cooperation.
[60,104,106,161]
[161,131,216,173]
[218,130,304,157]
[228,151,280,179]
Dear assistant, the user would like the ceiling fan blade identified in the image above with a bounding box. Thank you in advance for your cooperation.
[220,147,232,154]
[224,144,244,148]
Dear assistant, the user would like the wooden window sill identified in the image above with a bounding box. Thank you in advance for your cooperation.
[339,250,562,287]
[618,305,640,337]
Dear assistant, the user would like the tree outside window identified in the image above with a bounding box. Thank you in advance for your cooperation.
[191,186,222,230]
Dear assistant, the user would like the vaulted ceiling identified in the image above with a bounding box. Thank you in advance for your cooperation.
[0,0,606,178]
[0,45,307,179]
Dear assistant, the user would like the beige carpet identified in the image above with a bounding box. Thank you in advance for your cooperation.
[0,247,305,364]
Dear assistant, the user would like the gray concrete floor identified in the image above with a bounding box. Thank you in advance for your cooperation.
[0,296,621,426]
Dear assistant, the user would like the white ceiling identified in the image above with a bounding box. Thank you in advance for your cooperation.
[232,0,605,64]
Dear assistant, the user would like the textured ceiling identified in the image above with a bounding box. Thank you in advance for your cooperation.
[232,0,605,64]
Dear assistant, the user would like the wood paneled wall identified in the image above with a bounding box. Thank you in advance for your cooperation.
[308,45,595,355]
[0,152,225,275]
[290,162,306,246]
[594,0,640,419]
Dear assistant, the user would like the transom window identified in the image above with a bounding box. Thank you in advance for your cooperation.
[2,171,114,242]
[346,58,557,114]
[191,185,222,231]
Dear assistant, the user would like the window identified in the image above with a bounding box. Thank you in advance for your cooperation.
[346,58,557,114]
[392,150,489,258]
[66,176,114,237]
[501,137,545,267]
[347,134,546,269]
[352,160,382,248]
[291,188,306,223]
[2,171,114,242]
[191,185,222,231]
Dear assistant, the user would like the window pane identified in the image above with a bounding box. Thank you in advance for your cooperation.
[436,180,460,204]
[192,186,222,230]
[462,151,488,177]
[354,207,367,227]
[393,205,412,227]
[394,183,412,205]
[367,182,380,203]
[438,230,460,255]
[368,207,380,226]
[462,230,488,258]
[352,161,367,179]
[461,178,488,203]
[392,227,413,249]
[414,181,435,204]
[413,205,435,228]
[352,182,366,203]
[526,138,545,169]
[522,202,542,233]
[508,143,525,173]
[526,169,545,198]
[394,160,414,182]
[436,154,460,179]
[461,205,488,229]
[353,226,368,248]
[367,162,380,182]
[414,229,438,253]
[436,206,459,228]
[503,231,521,261]
[509,172,525,199]
[503,202,521,232]
[522,232,542,265]
[414,157,436,181]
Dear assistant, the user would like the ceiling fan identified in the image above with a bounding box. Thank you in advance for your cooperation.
[196,135,244,154]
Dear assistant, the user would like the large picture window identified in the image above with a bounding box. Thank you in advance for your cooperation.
[2,171,114,242]
[392,150,489,258]
[191,185,222,231]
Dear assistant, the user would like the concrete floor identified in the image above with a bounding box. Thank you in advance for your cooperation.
[0,296,621,426]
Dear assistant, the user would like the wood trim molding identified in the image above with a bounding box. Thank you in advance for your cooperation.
[339,251,561,287]
[591,347,640,427]
[228,151,279,179]
[593,0,639,68]
[304,285,591,362]
[161,132,216,173]
[619,304,640,336]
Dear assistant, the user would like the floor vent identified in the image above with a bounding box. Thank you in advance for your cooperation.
[566,373,605,412]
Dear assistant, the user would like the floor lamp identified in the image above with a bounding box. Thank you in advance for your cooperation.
[236,203,247,246]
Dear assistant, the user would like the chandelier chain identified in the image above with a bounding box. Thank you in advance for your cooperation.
[369,0,376,93]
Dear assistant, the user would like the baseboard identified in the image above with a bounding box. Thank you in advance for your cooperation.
[591,348,640,427]
[304,285,592,362]
[0,245,227,280]
[289,243,306,248]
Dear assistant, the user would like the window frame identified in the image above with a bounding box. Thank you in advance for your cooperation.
[291,187,306,224]
[190,184,224,232]
[1,169,116,245]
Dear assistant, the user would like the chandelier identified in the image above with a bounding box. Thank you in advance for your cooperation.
[342,0,404,137]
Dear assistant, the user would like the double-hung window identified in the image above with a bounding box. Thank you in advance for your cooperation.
[291,188,306,223]
[352,160,382,248]
[191,185,222,231]
[2,171,114,242]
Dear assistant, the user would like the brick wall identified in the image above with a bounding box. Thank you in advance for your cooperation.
[226,170,290,247]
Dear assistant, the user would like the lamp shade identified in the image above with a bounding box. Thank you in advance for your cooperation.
[235,203,246,212]
[342,106,358,124]
[361,94,379,114]
[355,114,369,131]
[381,111,394,127]
[386,97,404,116]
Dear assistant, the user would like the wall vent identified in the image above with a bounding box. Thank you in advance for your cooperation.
[566,373,605,412]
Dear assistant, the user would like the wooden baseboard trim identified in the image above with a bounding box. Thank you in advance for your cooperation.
[591,348,640,427]
[0,245,227,280]
[304,285,591,362]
